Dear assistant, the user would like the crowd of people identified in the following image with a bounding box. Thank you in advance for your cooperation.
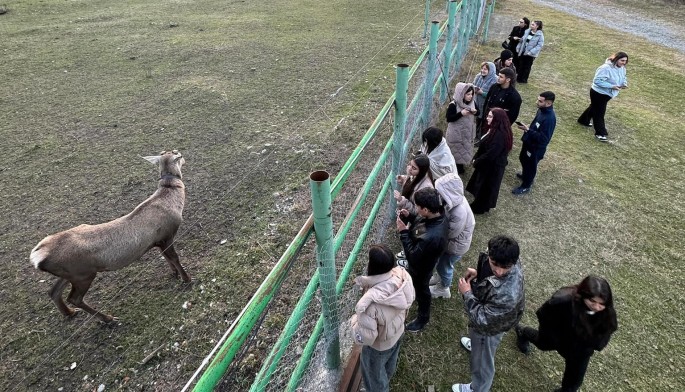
[349,14,627,392]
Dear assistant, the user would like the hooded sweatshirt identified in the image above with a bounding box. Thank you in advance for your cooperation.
[351,267,415,351]
[435,173,475,256]
[472,62,497,116]
[592,59,628,98]
[446,82,477,164]
[421,138,458,179]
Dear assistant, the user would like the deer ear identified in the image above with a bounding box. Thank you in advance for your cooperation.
[142,155,161,164]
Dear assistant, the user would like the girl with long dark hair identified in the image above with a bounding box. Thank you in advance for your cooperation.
[465,108,513,214]
[515,276,619,392]
[394,154,435,214]
[505,17,529,69]
[515,20,544,83]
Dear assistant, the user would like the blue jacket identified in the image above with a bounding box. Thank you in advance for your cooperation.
[521,105,557,159]
[592,60,627,98]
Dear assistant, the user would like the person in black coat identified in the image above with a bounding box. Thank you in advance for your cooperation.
[466,108,513,214]
[482,68,522,127]
[505,17,529,69]
[515,276,618,392]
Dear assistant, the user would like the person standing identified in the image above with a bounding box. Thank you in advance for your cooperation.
[493,49,517,81]
[512,91,557,195]
[466,108,513,215]
[472,62,498,137]
[351,244,416,392]
[482,68,522,126]
[452,235,525,392]
[420,126,458,179]
[577,52,629,142]
[429,173,475,299]
[397,187,449,332]
[446,83,478,174]
[516,20,544,84]
[515,276,618,392]
[394,154,434,214]
[505,17,530,69]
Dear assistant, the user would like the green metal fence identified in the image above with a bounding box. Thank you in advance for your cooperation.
[183,1,491,390]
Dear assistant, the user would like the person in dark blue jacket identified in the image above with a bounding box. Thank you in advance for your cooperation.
[512,91,557,195]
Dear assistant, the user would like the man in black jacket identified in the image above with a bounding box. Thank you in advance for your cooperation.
[482,68,522,126]
[397,187,449,332]
[512,91,557,195]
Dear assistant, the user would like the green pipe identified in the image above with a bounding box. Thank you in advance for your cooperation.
[309,171,340,370]
[249,138,394,391]
[287,174,394,391]
[391,63,409,212]
[441,0,458,102]
[420,21,440,130]
[423,0,430,38]
[482,0,493,43]
[454,0,469,70]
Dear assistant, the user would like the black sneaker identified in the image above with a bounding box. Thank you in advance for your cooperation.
[512,187,531,195]
[595,135,608,142]
[515,326,531,354]
[405,318,428,333]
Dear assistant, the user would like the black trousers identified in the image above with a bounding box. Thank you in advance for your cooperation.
[578,89,613,136]
[519,327,593,392]
[517,55,535,83]
[518,148,539,188]
[408,267,432,321]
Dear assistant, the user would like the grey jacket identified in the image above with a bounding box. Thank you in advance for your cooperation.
[435,173,475,256]
[463,258,525,336]
[516,29,544,58]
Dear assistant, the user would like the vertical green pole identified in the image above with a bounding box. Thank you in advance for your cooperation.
[441,0,458,102]
[470,0,480,37]
[423,0,430,38]
[391,64,409,217]
[455,0,469,70]
[309,171,339,370]
[421,21,440,130]
[481,0,494,43]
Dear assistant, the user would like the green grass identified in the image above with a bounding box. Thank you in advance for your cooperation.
[0,0,430,390]
[391,0,685,391]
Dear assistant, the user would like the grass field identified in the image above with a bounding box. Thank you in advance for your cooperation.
[1,0,683,391]
[391,0,685,391]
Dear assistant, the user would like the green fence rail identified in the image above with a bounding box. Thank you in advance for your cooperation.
[183,0,490,390]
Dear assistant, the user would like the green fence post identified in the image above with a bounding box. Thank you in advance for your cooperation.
[309,171,340,370]
[454,0,469,70]
[481,0,494,43]
[391,63,409,217]
[441,0,458,102]
[421,21,440,130]
[423,0,430,38]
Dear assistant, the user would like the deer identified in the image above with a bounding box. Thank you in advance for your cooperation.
[29,150,191,323]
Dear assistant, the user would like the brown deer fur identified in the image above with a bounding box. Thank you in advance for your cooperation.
[29,150,191,323]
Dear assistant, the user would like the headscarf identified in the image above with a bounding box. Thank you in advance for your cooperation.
[452,82,477,112]
[472,62,497,93]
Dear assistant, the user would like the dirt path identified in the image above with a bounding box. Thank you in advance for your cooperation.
[532,0,685,53]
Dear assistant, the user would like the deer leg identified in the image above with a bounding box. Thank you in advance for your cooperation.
[49,278,79,317]
[66,273,116,323]
[160,242,191,283]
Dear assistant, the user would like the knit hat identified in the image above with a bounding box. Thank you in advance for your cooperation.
[367,244,395,276]
[500,49,513,62]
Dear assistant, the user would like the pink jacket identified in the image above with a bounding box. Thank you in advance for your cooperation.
[350,267,415,351]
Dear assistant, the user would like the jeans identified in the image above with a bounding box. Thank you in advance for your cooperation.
[578,88,612,136]
[437,254,462,287]
[470,330,504,392]
[360,338,402,392]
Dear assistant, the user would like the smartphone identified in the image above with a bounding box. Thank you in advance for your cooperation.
[515,121,524,126]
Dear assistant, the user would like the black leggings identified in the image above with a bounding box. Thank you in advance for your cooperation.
[519,327,593,392]
[578,89,613,136]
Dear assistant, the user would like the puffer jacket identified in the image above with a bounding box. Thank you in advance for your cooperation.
[435,173,475,256]
[516,29,544,57]
[421,138,458,179]
[463,254,525,336]
[350,267,415,351]
[446,83,477,165]
[397,175,434,215]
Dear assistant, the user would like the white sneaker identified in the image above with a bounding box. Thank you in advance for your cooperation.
[396,250,405,259]
[460,337,471,351]
[452,383,472,392]
[397,258,408,268]
[429,273,440,286]
[430,283,451,298]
